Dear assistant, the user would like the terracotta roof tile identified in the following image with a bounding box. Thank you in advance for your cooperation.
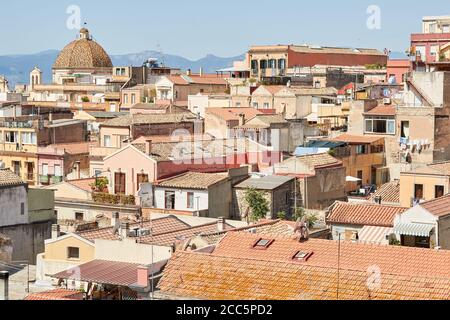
[420,194,450,218]
[67,178,96,193]
[212,232,450,278]
[24,289,84,301]
[364,105,397,116]
[53,260,141,287]
[369,181,400,204]
[0,169,25,187]
[331,134,384,144]
[158,249,450,300]
[156,172,229,190]
[206,108,264,121]
[77,216,191,242]
[327,201,407,227]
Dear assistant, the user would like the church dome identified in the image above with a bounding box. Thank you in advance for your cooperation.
[53,28,113,70]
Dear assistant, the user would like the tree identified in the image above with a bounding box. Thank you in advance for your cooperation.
[91,177,109,192]
[81,96,90,103]
[293,207,319,229]
[244,188,270,222]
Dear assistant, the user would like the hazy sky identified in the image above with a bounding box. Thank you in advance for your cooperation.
[0,0,448,59]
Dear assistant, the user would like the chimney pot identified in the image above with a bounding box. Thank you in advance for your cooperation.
[0,271,9,301]
[120,222,130,239]
[217,217,226,232]
[51,224,61,239]
[111,212,120,227]
[239,113,246,127]
[145,140,153,155]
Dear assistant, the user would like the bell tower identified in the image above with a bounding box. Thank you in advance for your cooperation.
[29,66,42,89]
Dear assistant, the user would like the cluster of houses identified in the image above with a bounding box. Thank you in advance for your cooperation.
[2,16,450,300]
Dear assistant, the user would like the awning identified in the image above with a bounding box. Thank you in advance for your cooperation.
[359,226,393,244]
[346,176,362,182]
[393,223,434,237]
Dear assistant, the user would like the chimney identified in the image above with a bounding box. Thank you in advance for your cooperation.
[239,113,246,127]
[217,217,226,232]
[350,232,359,243]
[49,112,53,123]
[111,212,120,227]
[199,67,203,77]
[75,161,81,180]
[145,140,153,155]
[0,271,9,301]
[51,224,61,239]
[137,266,150,288]
[186,69,191,76]
[120,222,130,239]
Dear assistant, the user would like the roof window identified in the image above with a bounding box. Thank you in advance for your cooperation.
[253,238,274,250]
[292,251,313,262]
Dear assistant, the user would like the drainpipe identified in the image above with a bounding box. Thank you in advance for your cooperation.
[0,271,9,300]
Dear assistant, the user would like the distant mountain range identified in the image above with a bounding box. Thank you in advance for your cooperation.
[0,50,245,86]
[0,49,407,88]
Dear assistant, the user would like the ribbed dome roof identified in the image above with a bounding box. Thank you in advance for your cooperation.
[53,29,113,70]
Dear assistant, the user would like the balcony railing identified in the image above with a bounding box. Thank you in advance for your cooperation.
[39,175,63,185]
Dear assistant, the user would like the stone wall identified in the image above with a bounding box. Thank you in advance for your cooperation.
[0,221,53,264]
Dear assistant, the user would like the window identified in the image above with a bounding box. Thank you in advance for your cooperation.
[253,238,274,250]
[259,60,268,69]
[21,132,37,145]
[67,247,80,259]
[42,163,49,176]
[131,94,136,104]
[429,23,437,33]
[235,102,241,108]
[263,102,270,109]
[293,251,313,262]
[430,45,439,57]
[13,161,21,176]
[357,171,363,187]
[268,59,276,69]
[20,203,25,215]
[114,172,126,194]
[415,184,424,200]
[251,60,259,72]
[278,59,286,70]
[187,192,195,209]
[355,145,366,154]
[75,212,84,221]
[5,131,18,143]
[435,185,445,198]
[365,117,395,135]
[401,121,410,139]
[54,164,62,177]
[137,173,149,191]
[253,102,259,109]
[165,191,175,210]
[103,135,112,147]
[123,94,128,104]
[443,25,450,33]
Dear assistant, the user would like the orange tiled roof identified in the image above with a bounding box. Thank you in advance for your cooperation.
[327,201,407,227]
[206,107,264,121]
[0,169,25,187]
[44,141,97,155]
[157,250,450,300]
[331,134,384,144]
[420,194,450,218]
[140,221,234,246]
[156,172,229,190]
[364,105,397,116]
[67,178,96,193]
[77,215,190,242]
[369,181,400,204]
[212,232,450,278]
[24,289,84,301]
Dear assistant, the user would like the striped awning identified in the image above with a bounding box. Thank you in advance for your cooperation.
[393,223,434,237]
[359,226,393,244]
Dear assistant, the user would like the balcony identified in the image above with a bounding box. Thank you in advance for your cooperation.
[39,175,63,185]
